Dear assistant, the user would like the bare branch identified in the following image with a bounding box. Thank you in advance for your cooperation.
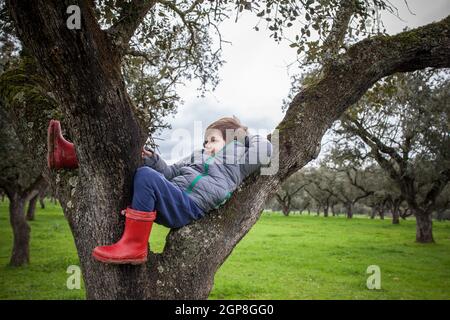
[156,0,204,55]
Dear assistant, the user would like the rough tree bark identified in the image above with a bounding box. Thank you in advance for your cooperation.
[414,209,434,243]
[6,0,450,298]
[391,198,402,225]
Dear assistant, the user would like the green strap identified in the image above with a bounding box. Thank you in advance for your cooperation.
[185,139,238,194]
[185,173,206,194]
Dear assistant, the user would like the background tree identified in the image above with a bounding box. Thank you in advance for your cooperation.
[0,52,61,266]
[0,102,47,266]
[319,152,374,218]
[327,144,405,223]
[274,170,309,216]
[337,70,450,242]
[303,166,338,217]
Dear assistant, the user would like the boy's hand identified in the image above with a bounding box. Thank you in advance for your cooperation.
[141,146,154,159]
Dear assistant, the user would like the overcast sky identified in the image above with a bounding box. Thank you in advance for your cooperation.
[154,0,450,163]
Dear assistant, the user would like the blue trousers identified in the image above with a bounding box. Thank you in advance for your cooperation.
[131,166,205,229]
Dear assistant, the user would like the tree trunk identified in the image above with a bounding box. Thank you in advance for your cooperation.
[39,196,45,209]
[38,183,48,209]
[8,193,30,266]
[346,203,353,219]
[323,205,329,217]
[282,204,290,216]
[392,205,400,225]
[415,211,434,243]
[26,194,38,221]
[370,207,377,219]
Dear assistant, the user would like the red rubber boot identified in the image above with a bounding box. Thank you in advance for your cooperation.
[47,119,79,169]
[92,207,157,265]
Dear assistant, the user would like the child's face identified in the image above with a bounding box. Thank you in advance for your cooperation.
[204,129,225,156]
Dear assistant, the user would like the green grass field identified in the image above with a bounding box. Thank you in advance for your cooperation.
[1,199,449,300]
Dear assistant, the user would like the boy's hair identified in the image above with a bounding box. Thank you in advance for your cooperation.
[206,115,249,144]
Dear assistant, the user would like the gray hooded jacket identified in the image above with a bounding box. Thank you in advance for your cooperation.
[143,134,273,213]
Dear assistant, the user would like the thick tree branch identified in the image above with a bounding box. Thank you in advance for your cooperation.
[107,0,158,51]
[345,168,372,197]
[291,183,308,196]
[22,175,48,202]
[342,115,404,166]
[322,0,356,64]
[352,190,373,204]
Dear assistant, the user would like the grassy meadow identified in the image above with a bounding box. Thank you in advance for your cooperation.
[0,199,449,299]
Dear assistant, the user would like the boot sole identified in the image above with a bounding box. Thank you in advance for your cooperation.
[92,251,148,265]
